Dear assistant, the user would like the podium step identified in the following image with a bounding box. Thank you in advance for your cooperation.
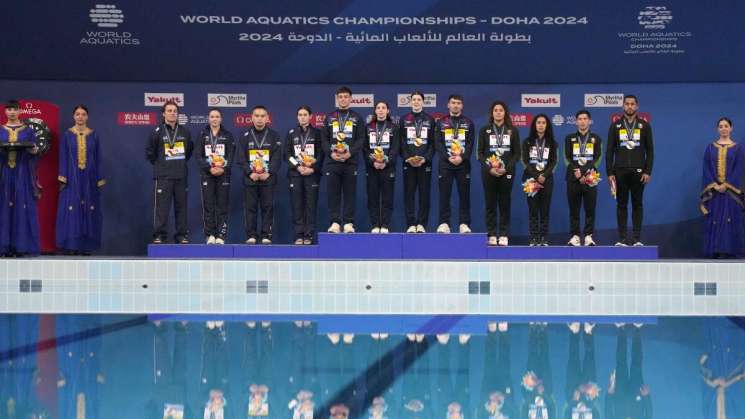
[147,234,658,260]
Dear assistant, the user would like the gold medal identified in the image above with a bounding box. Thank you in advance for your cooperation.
[336,132,346,142]
[414,137,423,147]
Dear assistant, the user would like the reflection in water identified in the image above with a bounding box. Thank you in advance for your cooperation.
[2,316,745,418]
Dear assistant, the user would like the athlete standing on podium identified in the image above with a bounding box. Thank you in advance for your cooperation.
[323,87,365,234]
[435,94,475,234]
[364,101,399,233]
[565,110,602,247]
[399,91,435,233]
[477,101,521,247]
[606,95,654,246]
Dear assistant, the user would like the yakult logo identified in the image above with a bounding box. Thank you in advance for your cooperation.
[521,94,561,108]
[144,93,185,107]
[335,94,374,108]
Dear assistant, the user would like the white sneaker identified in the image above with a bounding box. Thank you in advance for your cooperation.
[294,238,304,245]
[343,223,355,233]
[498,236,509,246]
[437,223,450,233]
[487,236,498,246]
[215,237,224,245]
[406,225,417,233]
[416,224,426,233]
[327,222,341,233]
[459,224,471,233]
[206,235,216,245]
[584,235,596,246]
[615,241,627,247]
[380,227,389,234]
[245,237,257,245]
[371,227,380,234]
[568,235,581,247]
[261,238,272,244]
[633,241,644,247]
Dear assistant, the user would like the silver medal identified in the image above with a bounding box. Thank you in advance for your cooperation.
[578,157,587,165]
[536,162,545,171]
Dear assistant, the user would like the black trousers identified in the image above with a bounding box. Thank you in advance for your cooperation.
[402,164,432,227]
[289,174,320,240]
[483,172,514,237]
[567,179,597,237]
[438,167,471,225]
[153,177,188,241]
[244,184,274,240]
[200,174,230,239]
[615,168,645,242]
[325,163,357,225]
[527,177,553,240]
[366,165,395,228]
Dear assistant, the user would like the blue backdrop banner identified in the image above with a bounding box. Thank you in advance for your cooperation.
[1,0,744,83]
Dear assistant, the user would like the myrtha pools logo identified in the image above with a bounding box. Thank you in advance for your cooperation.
[89,4,124,28]
[638,6,672,29]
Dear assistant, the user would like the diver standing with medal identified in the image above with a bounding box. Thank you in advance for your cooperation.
[477,101,521,247]
[323,87,365,234]
[606,95,654,246]
[434,94,476,234]
[521,114,557,246]
[399,91,435,233]
[146,100,194,244]
[565,110,603,247]
[195,108,236,245]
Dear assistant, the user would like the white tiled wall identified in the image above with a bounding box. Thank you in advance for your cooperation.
[0,259,741,315]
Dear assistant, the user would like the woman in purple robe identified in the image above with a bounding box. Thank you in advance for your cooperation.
[700,117,745,258]
[0,99,40,256]
[56,105,105,253]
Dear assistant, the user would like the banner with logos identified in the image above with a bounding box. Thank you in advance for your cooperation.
[2,1,744,84]
[0,79,739,257]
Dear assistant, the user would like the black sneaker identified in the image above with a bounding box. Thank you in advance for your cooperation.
[177,236,190,244]
[529,238,538,247]
[541,237,549,246]
[152,237,163,244]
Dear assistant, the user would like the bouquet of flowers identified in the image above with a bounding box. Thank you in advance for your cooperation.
[250,155,266,174]
[450,139,463,155]
[209,153,226,168]
[371,146,388,163]
[299,152,316,167]
[333,141,349,154]
[522,178,544,197]
[486,153,503,169]
[404,399,424,413]
[522,371,540,392]
[329,404,349,419]
[581,382,600,401]
[582,169,601,187]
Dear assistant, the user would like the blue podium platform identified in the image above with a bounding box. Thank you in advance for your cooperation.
[147,233,658,260]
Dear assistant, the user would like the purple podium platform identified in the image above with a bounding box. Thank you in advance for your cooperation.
[147,233,658,260]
